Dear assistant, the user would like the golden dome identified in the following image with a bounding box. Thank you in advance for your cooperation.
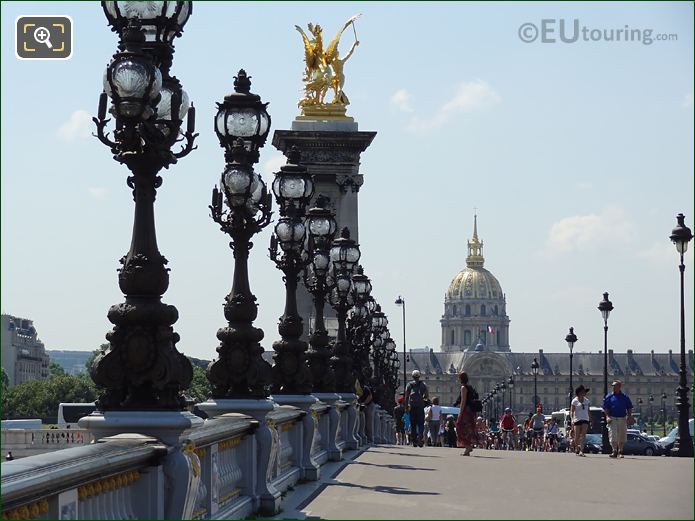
[446,213,504,301]
[446,266,503,301]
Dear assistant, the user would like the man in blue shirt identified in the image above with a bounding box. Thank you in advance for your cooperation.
[603,380,634,458]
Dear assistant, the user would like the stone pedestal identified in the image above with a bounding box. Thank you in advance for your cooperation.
[313,392,343,461]
[339,393,360,450]
[273,121,376,340]
[271,394,320,481]
[78,411,204,519]
[197,399,281,515]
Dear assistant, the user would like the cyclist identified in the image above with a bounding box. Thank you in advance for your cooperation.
[545,418,559,452]
[523,412,534,451]
[530,406,546,451]
[500,408,516,450]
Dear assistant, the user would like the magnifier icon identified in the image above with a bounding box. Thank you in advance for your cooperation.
[33,26,53,49]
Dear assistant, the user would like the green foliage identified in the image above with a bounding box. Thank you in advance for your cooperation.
[49,361,67,378]
[3,374,97,420]
[85,344,108,372]
[188,365,211,403]
[1,367,9,416]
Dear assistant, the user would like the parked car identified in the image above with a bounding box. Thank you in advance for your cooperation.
[622,432,662,456]
[584,433,602,454]
[659,419,694,454]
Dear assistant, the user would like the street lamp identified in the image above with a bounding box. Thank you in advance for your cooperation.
[349,265,374,386]
[89,7,197,411]
[395,296,407,398]
[565,327,578,410]
[328,227,361,392]
[508,376,514,413]
[669,213,694,457]
[531,358,540,411]
[207,71,272,398]
[648,394,654,435]
[598,292,614,454]
[661,392,668,437]
[501,381,507,411]
[269,147,314,394]
[304,195,338,392]
[637,398,643,427]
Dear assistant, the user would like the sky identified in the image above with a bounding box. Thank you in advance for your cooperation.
[1,1,693,362]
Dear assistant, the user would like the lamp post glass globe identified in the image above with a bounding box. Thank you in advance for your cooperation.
[670,213,693,254]
[102,1,193,44]
[598,293,613,323]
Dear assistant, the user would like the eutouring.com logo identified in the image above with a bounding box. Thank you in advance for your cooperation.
[518,19,678,45]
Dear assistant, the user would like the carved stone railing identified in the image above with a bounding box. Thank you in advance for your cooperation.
[183,414,258,520]
[2,429,94,458]
[266,406,304,495]
[1,434,167,520]
[1,403,395,521]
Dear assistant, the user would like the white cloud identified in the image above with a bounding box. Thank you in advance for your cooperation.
[57,110,93,142]
[639,241,693,266]
[390,89,414,112]
[261,153,287,177]
[684,93,693,109]
[406,79,500,133]
[88,187,108,199]
[545,206,636,254]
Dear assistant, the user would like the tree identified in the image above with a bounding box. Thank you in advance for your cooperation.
[188,365,211,403]
[85,344,109,372]
[49,361,67,378]
[4,374,97,420]
[1,367,9,417]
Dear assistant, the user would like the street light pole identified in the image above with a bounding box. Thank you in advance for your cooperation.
[395,296,407,397]
[531,358,539,411]
[508,376,514,414]
[661,392,668,437]
[670,213,693,457]
[565,327,577,410]
[648,394,654,435]
[598,292,614,454]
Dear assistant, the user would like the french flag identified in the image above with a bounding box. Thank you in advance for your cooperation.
[487,325,494,333]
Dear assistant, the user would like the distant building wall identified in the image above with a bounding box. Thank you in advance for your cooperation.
[1,314,50,387]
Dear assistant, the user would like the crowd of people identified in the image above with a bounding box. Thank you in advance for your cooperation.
[394,370,635,458]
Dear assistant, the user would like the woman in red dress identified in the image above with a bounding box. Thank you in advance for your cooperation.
[456,371,478,455]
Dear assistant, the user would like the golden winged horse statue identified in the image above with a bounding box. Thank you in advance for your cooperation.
[295,15,361,117]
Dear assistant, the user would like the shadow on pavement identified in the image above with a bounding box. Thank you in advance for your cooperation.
[329,481,440,496]
[367,449,442,458]
[348,461,436,471]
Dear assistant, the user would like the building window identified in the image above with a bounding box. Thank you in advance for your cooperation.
[464,330,471,345]
[465,304,471,316]
[480,331,487,344]
[494,305,498,316]
[452,305,457,316]
[450,329,455,344]
[481,304,486,316]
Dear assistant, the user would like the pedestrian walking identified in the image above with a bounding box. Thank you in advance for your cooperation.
[426,397,442,446]
[603,380,634,458]
[455,371,479,456]
[405,370,429,447]
[394,395,406,445]
[570,384,591,456]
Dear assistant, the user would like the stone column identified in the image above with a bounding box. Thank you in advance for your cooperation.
[273,120,376,340]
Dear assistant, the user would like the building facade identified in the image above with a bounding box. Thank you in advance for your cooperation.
[1,314,50,387]
[401,217,694,423]
[441,215,510,351]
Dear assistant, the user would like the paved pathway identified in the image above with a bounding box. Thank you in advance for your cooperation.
[278,445,693,519]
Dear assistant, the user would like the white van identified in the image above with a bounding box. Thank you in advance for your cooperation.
[1,419,42,430]
[57,403,96,428]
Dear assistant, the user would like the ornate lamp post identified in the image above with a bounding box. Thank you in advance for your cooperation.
[508,376,514,413]
[494,384,501,418]
[565,327,578,410]
[85,4,198,433]
[598,292,614,454]
[350,266,374,386]
[669,213,693,457]
[648,394,654,435]
[531,358,540,411]
[326,227,361,449]
[206,70,272,401]
[661,392,668,437]
[394,296,407,397]
[500,381,507,411]
[304,195,338,393]
[269,148,314,395]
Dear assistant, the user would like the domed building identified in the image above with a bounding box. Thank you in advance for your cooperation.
[440,215,510,352]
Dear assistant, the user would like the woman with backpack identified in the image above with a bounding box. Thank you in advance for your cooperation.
[455,371,480,455]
